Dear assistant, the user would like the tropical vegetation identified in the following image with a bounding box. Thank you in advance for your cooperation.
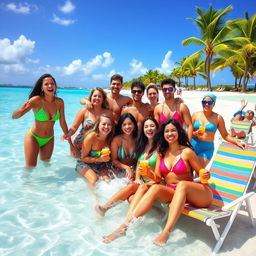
[124,5,256,92]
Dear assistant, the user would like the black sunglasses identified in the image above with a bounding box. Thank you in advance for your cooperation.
[202,100,214,105]
[131,89,143,94]
[162,87,174,93]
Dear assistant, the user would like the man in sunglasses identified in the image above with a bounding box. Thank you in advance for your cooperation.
[80,74,132,124]
[122,81,151,130]
[154,78,193,140]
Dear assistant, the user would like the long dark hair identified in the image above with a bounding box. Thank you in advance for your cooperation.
[135,117,159,159]
[115,113,138,138]
[155,119,192,156]
[29,74,57,99]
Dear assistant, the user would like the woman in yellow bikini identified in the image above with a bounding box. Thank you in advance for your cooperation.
[12,74,72,167]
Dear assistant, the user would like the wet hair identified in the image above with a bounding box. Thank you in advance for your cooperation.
[110,74,123,84]
[146,83,159,102]
[85,114,115,145]
[155,119,192,156]
[161,78,176,88]
[135,117,159,159]
[115,113,138,139]
[131,81,145,92]
[29,74,57,99]
[88,87,109,109]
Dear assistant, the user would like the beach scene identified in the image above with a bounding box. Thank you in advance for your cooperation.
[1,1,256,256]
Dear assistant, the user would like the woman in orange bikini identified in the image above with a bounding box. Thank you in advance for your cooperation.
[102,119,213,245]
[12,74,72,167]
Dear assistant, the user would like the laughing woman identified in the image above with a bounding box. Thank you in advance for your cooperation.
[75,114,115,185]
[12,74,72,167]
[95,117,160,216]
[102,119,213,245]
[191,93,245,168]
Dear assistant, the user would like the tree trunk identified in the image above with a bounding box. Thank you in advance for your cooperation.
[238,77,242,88]
[241,58,249,92]
[205,54,212,91]
[193,77,196,90]
[234,77,237,88]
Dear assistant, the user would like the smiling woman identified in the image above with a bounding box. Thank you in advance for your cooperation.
[12,74,72,168]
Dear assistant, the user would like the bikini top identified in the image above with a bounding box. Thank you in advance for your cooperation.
[138,152,157,167]
[159,104,183,126]
[160,155,188,175]
[118,146,136,160]
[193,120,217,132]
[35,108,60,122]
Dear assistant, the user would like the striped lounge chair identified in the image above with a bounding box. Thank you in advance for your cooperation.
[230,120,254,145]
[182,142,256,254]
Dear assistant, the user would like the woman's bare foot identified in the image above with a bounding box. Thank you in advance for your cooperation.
[153,231,169,246]
[102,226,127,243]
[95,204,107,216]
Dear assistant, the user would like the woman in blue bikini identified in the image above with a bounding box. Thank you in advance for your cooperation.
[111,113,138,180]
[12,74,72,167]
[191,93,245,168]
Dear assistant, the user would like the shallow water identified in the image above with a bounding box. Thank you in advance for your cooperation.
[0,87,250,256]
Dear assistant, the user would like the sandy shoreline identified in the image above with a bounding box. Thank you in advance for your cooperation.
[121,88,256,255]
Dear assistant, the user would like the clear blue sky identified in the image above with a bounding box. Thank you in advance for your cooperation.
[0,0,255,88]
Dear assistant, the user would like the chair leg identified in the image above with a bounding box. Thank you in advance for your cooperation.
[212,203,242,255]
[245,198,255,227]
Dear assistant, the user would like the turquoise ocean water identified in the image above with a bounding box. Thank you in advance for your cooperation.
[0,87,253,256]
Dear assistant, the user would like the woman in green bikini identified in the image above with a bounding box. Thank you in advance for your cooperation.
[12,74,73,167]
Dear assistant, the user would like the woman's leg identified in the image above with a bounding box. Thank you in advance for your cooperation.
[40,137,54,161]
[79,168,98,185]
[24,133,40,167]
[153,181,212,246]
[95,183,139,216]
[102,184,175,243]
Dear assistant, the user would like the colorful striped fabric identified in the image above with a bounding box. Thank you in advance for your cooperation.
[230,120,252,132]
[182,142,256,222]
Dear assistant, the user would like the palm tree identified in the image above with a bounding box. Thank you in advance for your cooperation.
[182,5,233,91]
[182,53,206,89]
[227,13,256,92]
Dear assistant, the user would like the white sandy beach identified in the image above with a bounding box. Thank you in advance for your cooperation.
[125,89,256,255]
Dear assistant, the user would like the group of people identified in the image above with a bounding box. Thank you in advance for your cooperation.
[12,73,250,246]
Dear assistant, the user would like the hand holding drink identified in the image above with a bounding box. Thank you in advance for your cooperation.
[101,147,111,156]
[198,126,205,136]
[139,160,149,176]
[199,169,209,184]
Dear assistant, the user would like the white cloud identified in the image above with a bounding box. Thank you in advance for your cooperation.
[129,59,148,76]
[2,63,28,73]
[63,52,114,76]
[91,70,118,81]
[0,35,35,64]
[51,14,76,26]
[156,51,175,74]
[59,0,75,14]
[64,59,83,75]
[6,2,37,14]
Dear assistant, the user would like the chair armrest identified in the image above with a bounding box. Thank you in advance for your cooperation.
[193,177,200,183]
[222,191,255,211]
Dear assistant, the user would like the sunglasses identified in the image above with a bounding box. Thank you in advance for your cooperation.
[162,87,174,93]
[131,89,143,94]
[202,100,214,105]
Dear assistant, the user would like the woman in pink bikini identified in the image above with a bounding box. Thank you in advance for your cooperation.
[102,119,213,245]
